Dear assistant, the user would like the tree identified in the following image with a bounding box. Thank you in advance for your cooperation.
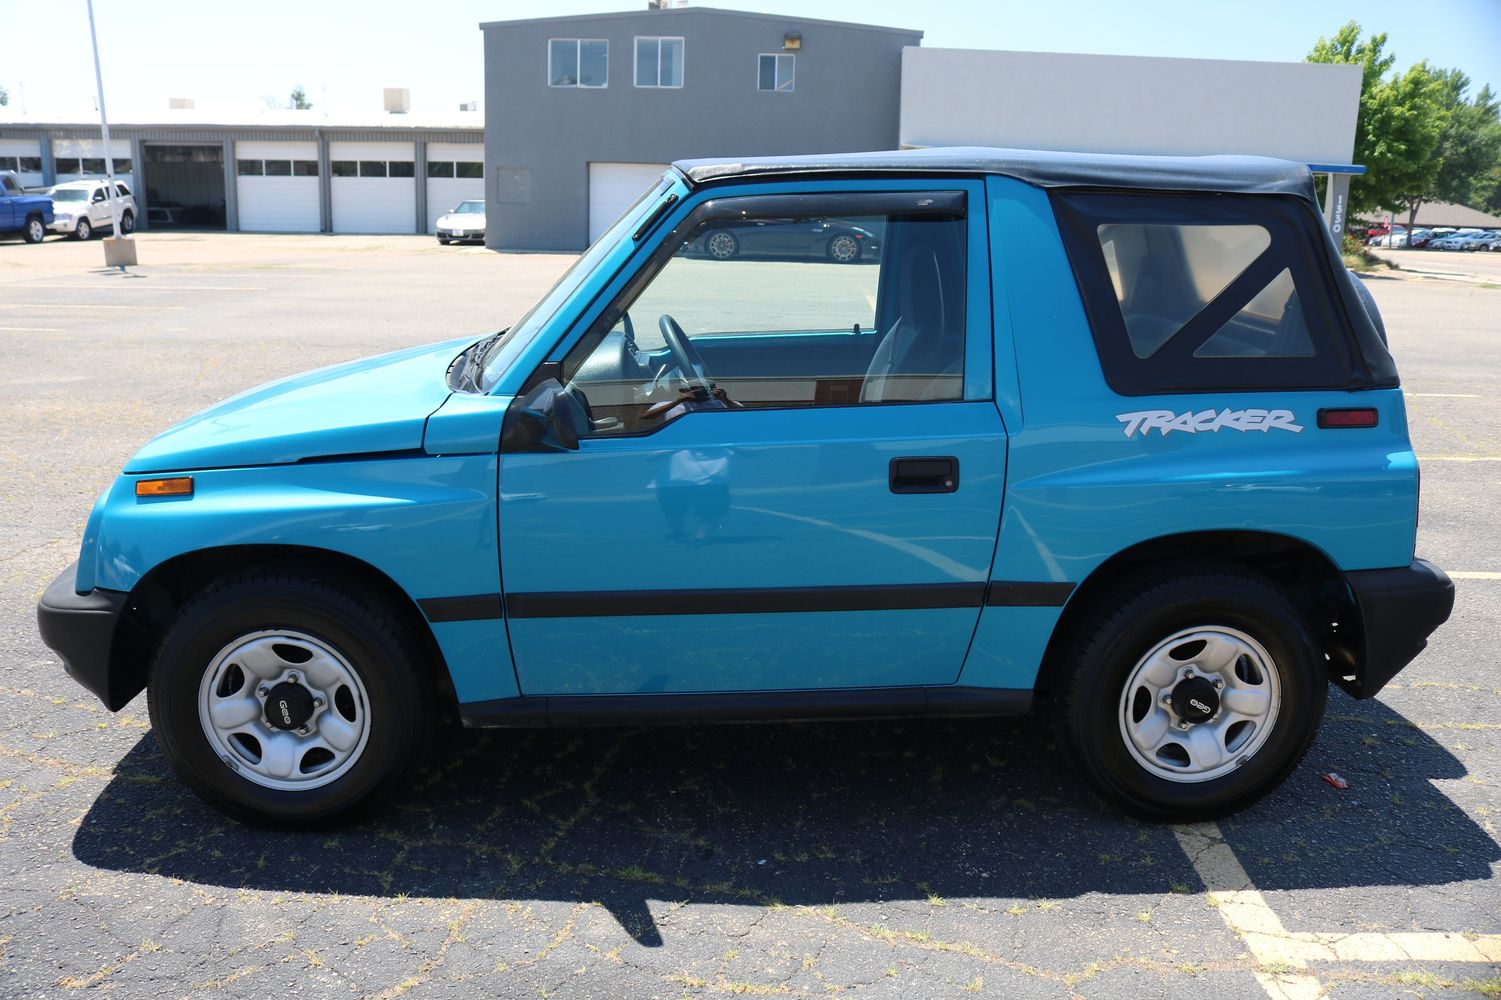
[289,85,312,111]
[1307,23,1444,217]
[1425,74,1501,216]
[0,84,8,107]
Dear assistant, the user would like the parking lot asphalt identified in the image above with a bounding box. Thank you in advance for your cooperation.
[1,233,1498,999]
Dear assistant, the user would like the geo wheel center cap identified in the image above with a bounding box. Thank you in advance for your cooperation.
[1170,675,1221,724]
[263,681,315,731]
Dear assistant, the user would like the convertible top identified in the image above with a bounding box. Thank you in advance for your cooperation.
[674,146,1319,205]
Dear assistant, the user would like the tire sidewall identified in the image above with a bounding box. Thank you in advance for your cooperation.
[828,233,859,262]
[1069,580,1326,816]
[25,218,45,243]
[120,211,135,235]
[149,583,422,824]
[75,218,91,240]
[706,230,737,260]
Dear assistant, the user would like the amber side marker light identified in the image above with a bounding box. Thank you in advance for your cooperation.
[135,476,194,497]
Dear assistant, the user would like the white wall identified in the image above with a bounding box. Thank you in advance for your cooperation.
[52,137,134,184]
[425,141,485,232]
[900,49,1362,165]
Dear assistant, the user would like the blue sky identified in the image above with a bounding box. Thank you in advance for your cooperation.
[1,0,1497,118]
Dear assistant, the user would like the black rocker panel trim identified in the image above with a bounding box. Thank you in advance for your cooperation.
[985,581,1076,607]
[417,594,505,623]
[459,685,1033,729]
[505,583,986,619]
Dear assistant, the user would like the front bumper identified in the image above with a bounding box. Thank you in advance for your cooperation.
[47,217,78,233]
[36,561,132,710]
[1339,558,1455,698]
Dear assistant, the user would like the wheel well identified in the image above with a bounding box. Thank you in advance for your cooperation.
[110,545,455,713]
[1033,531,1361,698]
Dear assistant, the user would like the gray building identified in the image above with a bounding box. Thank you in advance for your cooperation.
[480,7,921,251]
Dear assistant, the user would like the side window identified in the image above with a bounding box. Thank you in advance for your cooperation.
[558,195,968,436]
[549,38,608,88]
[1055,191,1354,394]
[758,53,794,92]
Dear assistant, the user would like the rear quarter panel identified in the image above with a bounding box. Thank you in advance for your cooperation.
[962,176,1418,690]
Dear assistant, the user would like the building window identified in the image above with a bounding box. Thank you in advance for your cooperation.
[428,160,455,178]
[388,161,415,178]
[112,158,133,174]
[293,160,319,176]
[55,158,82,174]
[237,159,264,176]
[19,156,42,173]
[0,156,17,172]
[758,53,795,92]
[635,36,684,88]
[359,161,387,178]
[331,161,358,177]
[549,38,608,88]
[264,160,293,177]
[82,157,106,174]
[455,161,483,179]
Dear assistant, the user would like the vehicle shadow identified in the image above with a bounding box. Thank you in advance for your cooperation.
[73,690,1496,946]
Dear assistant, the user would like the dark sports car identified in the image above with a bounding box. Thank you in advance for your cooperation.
[690,217,882,263]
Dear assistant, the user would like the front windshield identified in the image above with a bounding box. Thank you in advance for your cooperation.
[51,189,88,202]
[478,172,678,391]
[453,200,484,214]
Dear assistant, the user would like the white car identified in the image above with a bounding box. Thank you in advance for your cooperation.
[1428,229,1485,251]
[435,199,485,244]
[47,179,137,240]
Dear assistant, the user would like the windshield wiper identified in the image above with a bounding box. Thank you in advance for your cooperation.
[451,329,508,392]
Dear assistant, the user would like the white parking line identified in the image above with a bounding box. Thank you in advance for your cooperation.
[0,326,62,332]
[1419,455,1501,462]
[1451,571,1501,580]
[15,284,267,291]
[1173,822,1501,999]
[1407,393,1482,398]
[0,303,183,310]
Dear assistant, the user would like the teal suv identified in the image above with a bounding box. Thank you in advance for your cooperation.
[37,148,1454,825]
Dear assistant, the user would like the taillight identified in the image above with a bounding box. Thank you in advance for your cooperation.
[1317,407,1379,429]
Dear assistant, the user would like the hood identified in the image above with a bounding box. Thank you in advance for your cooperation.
[124,336,474,473]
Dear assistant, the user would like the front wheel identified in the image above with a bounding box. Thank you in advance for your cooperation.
[24,217,46,243]
[147,571,432,825]
[703,229,738,260]
[1052,566,1326,820]
[827,233,860,263]
[74,217,92,241]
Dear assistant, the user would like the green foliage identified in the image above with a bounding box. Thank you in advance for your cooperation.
[1309,22,1501,220]
[290,85,313,111]
[0,83,8,107]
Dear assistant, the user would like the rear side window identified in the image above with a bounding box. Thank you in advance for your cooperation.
[1054,192,1354,395]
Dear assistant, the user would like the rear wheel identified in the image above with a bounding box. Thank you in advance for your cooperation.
[1052,566,1326,820]
[827,233,860,263]
[704,229,738,260]
[119,210,135,235]
[147,571,431,825]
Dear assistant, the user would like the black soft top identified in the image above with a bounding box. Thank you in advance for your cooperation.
[675,147,1320,205]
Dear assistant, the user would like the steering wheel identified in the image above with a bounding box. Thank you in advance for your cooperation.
[658,313,711,386]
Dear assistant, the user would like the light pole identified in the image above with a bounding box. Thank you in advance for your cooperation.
[87,0,134,268]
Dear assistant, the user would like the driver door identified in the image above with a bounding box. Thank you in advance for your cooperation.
[497,185,1005,697]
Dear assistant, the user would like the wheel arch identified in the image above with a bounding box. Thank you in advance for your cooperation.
[109,544,454,713]
[1034,530,1361,698]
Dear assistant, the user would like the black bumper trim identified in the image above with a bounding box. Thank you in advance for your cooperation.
[459,685,1032,728]
[36,561,132,710]
[1340,558,1455,699]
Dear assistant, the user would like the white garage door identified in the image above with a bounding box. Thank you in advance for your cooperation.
[425,142,485,233]
[588,162,668,243]
[52,138,133,186]
[330,141,416,234]
[236,141,319,232]
[0,139,45,189]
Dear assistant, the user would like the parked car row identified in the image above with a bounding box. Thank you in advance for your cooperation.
[0,171,138,243]
[1364,223,1501,251]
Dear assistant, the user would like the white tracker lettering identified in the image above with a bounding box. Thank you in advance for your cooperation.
[1117,408,1304,438]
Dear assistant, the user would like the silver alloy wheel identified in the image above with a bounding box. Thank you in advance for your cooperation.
[197,629,372,791]
[75,218,91,240]
[120,211,134,234]
[26,219,45,243]
[706,231,737,260]
[1118,626,1280,783]
[828,234,859,262]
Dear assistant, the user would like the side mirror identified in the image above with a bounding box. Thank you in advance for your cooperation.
[501,379,585,453]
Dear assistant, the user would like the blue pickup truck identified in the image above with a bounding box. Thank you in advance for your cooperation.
[36,148,1454,825]
[0,170,53,243]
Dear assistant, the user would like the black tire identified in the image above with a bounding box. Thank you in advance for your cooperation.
[1052,565,1326,820]
[74,217,92,241]
[119,210,135,235]
[826,232,861,263]
[438,237,451,245]
[704,229,739,260]
[23,216,46,244]
[147,570,432,826]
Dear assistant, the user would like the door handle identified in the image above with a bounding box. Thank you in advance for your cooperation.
[889,456,959,494]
